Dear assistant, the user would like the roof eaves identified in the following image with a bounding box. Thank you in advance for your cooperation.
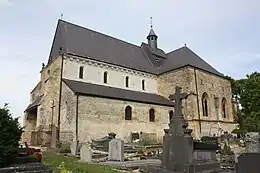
[158,64,226,79]
[67,52,158,75]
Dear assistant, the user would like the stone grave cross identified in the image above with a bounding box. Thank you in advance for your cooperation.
[168,86,195,136]
[163,86,195,172]
[169,86,196,117]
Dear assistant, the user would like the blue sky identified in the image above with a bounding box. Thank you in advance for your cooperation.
[0,0,260,122]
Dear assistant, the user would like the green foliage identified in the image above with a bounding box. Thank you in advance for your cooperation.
[0,104,23,167]
[43,152,118,173]
[227,72,260,133]
[57,142,71,153]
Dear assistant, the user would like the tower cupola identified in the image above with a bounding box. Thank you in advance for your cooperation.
[146,17,158,50]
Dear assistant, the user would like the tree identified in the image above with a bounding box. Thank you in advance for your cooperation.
[0,104,23,167]
[227,72,260,133]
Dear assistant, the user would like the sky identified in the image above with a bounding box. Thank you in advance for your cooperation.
[0,0,260,123]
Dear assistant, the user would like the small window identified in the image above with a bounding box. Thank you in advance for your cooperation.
[169,110,174,121]
[125,106,132,120]
[125,76,129,88]
[103,71,108,84]
[149,108,155,122]
[142,80,145,90]
[79,66,84,79]
[202,92,209,117]
[222,98,227,118]
[47,70,50,75]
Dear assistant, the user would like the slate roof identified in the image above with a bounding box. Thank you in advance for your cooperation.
[48,19,224,77]
[63,79,175,107]
[25,95,44,111]
[159,46,224,75]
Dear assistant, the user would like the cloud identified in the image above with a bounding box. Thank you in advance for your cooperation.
[0,0,12,7]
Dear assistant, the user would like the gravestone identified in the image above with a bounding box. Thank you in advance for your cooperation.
[108,139,124,162]
[161,86,220,173]
[236,153,260,173]
[80,144,92,163]
[70,141,78,156]
[245,134,260,153]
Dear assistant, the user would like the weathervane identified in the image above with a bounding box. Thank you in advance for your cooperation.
[60,13,64,20]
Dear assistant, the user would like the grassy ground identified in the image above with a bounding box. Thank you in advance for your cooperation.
[42,152,119,173]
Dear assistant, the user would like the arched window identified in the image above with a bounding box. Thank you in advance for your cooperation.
[149,108,155,122]
[125,106,132,120]
[142,80,145,90]
[222,98,227,118]
[103,71,108,83]
[169,110,174,121]
[202,92,209,117]
[79,66,84,79]
[125,76,129,88]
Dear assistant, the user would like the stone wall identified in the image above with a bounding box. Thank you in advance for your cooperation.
[63,56,158,94]
[59,83,174,142]
[22,55,63,145]
[158,67,197,120]
[60,82,77,142]
[158,66,236,138]
[30,82,42,103]
[35,55,62,129]
[77,96,173,142]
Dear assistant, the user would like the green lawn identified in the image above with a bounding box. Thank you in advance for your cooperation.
[42,152,119,173]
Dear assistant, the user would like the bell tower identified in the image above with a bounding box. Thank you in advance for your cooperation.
[146,17,158,50]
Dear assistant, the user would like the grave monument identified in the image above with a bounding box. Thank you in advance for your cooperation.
[148,86,221,173]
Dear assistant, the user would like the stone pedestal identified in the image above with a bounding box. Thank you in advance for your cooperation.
[108,139,124,162]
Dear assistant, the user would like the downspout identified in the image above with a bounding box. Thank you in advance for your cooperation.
[194,68,202,133]
[75,94,79,143]
[57,51,64,142]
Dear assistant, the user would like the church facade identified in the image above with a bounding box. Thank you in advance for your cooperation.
[22,20,237,146]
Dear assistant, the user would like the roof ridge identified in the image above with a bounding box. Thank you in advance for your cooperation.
[59,19,142,49]
[166,46,186,55]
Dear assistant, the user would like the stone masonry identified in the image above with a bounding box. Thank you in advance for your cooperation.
[60,82,174,142]
[158,67,236,138]
[23,56,237,145]
[23,55,62,145]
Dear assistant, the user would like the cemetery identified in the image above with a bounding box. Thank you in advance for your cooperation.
[1,86,260,173]
[47,86,260,172]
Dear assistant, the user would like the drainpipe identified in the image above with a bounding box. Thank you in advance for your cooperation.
[57,49,64,142]
[194,68,202,133]
[75,94,79,143]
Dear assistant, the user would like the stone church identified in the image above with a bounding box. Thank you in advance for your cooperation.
[22,19,237,146]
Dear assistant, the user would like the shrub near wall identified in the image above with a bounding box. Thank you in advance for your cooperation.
[0,104,23,167]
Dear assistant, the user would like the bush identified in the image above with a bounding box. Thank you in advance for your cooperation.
[0,104,23,167]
